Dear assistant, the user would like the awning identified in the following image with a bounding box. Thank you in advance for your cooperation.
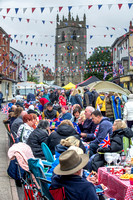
[76,76,100,87]
[63,82,76,90]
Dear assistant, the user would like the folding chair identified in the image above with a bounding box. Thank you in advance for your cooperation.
[41,143,54,163]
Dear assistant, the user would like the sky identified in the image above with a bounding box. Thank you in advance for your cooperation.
[0,0,133,71]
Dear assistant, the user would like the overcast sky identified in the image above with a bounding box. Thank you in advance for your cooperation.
[0,0,133,71]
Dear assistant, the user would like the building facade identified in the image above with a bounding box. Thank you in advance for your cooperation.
[55,12,86,86]
[112,21,133,92]
[0,27,26,100]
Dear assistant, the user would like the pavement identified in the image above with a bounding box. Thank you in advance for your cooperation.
[0,111,19,200]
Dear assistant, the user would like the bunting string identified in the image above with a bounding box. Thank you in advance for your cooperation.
[0,2,133,14]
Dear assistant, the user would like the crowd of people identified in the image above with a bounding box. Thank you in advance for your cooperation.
[3,86,133,200]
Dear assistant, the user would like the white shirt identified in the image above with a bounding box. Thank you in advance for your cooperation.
[123,99,133,121]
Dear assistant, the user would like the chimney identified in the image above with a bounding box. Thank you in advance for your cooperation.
[129,21,133,30]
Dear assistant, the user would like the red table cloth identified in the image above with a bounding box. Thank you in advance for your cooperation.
[98,167,133,200]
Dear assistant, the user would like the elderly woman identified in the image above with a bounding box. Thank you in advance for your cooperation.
[47,120,80,154]
[27,120,49,159]
[17,114,34,143]
[90,119,133,172]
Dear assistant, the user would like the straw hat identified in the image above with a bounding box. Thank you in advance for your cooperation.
[54,150,89,175]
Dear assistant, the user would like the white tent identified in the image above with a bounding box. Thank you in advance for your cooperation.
[87,81,130,96]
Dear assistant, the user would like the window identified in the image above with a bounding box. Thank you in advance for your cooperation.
[73,30,76,40]
[62,31,65,41]
[75,56,77,63]
[62,55,64,61]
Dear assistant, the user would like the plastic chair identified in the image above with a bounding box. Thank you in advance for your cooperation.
[41,142,54,163]
[28,158,53,199]
[28,158,52,182]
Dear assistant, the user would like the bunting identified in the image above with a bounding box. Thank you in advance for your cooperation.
[119,64,124,74]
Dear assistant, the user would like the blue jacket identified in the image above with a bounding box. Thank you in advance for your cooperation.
[70,94,83,108]
[91,117,113,145]
[62,112,72,120]
[27,93,35,102]
[51,174,98,200]
[83,90,93,107]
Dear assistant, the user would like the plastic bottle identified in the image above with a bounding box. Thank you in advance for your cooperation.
[121,150,126,165]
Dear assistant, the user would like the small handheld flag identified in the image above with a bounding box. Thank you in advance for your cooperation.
[99,133,111,148]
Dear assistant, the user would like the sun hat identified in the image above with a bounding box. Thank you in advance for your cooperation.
[54,150,89,175]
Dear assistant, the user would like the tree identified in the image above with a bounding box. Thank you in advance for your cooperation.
[27,75,39,84]
[85,46,113,81]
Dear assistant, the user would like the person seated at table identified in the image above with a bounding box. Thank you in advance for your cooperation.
[59,106,72,120]
[50,150,98,200]
[78,106,97,141]
[47,120,80,155]
[9,107,23,129]
[27,120,49,159]
[27,105,39,116]
[42,102,59,120]
[89,110,113,158]
[48,136,86,174]
[89,119,133,172]
[17,114,34,143]
[71,107,81,123]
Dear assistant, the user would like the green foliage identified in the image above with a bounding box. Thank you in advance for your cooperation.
[27,75,39,84]
[85,46,113,81]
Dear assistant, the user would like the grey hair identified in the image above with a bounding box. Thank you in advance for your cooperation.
[86,106,95,113]
[37,120,50,130]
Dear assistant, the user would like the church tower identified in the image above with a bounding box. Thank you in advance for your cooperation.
[55,12,86,86]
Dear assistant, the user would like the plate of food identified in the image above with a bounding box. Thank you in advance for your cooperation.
[119,173,130,180]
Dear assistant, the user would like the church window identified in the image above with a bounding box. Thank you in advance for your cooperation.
[62,55,64,61]
[62,31,65,41]
[73,30,76,40]
[75,55,77,63]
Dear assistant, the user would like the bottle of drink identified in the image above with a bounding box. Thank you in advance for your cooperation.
[126,148,130,163]
[121,150,126,165]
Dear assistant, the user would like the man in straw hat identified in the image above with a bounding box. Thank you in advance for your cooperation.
[50,150,98,200]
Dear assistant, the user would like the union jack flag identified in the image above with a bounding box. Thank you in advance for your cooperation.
[99,133,111,148]
[119,64,124,74]
[130,55,133,67]
[103,71,109,80]
[113,67,117,77]
[94,125,99,137]
[1,105,10,115]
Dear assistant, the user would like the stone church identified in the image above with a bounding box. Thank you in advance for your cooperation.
[55,12,87,86]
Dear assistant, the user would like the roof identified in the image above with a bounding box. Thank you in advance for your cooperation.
[76,76,100,87]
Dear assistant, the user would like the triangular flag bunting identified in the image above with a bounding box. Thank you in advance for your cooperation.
[49,7,53,13]
[90,35,93,39]
[26,35,29,38]
[112,27,115,30]
[40,43,43,47]
[15,8,19,14]
[23,8,27,13]
[98,5,102,10]
[88,5,92,9]
[124,28,127,32]
[31,42,33,46]
[68,6,72,11]
[7,8,10,14]
[50,21,53,24]
[42,20,45,24]
[3,16,6,19]
[108,4,112,10]
[10,38,13,42]
[26,41,28,45]
[59,7,63,12]
[41,7,45,13]
[11,17,14,21]
[32,35,35,39]
[0,8,3,12]
[32,8,36,13]
[118,4,123,10]
[110,35,113,38]
[19,18,22,22]
[27,19,30,23]
[128,3,132,9]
